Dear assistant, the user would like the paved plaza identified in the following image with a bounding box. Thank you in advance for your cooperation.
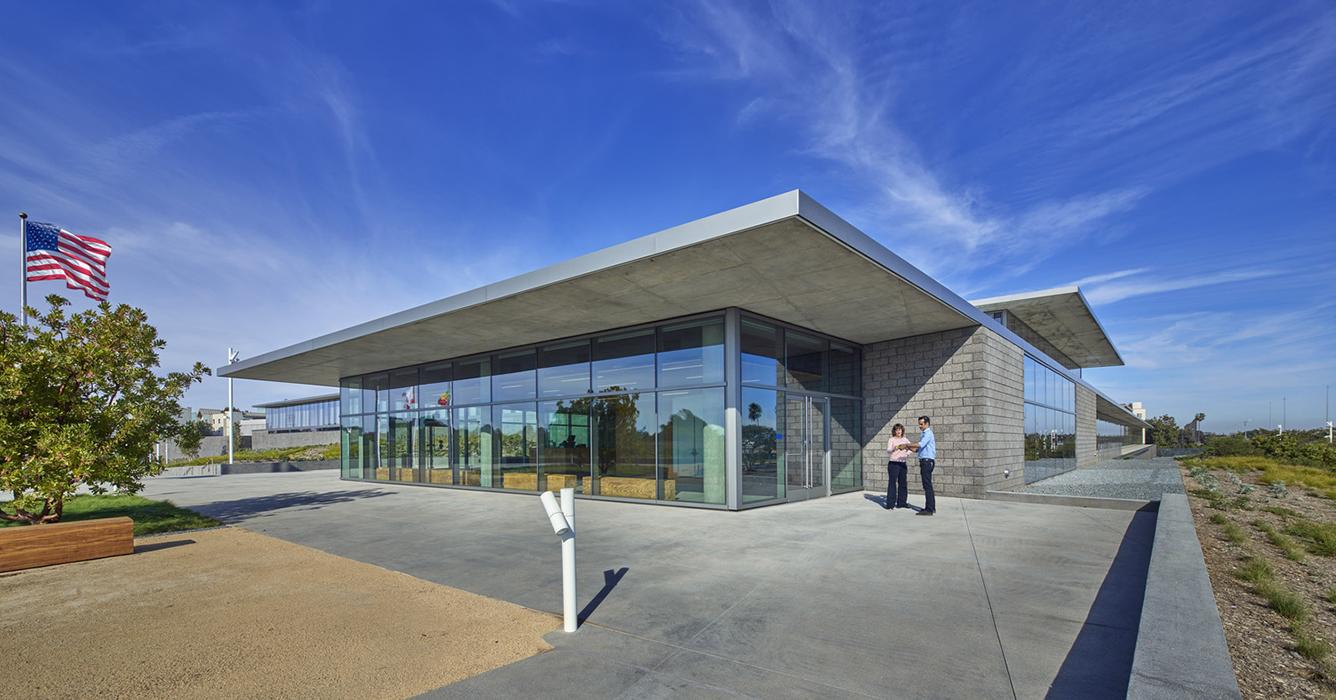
[141,472,1155,699]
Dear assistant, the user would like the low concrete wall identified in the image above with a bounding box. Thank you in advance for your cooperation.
[250,429,338,451]
[157,460,339,478]
[1127,494,1241,699]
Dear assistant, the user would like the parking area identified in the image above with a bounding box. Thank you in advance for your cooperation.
[141,472,1155,699]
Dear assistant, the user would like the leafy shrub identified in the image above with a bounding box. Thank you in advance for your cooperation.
[1204,434,1263,457]
[1250,433,1336,470]
[1269,480,1289,498]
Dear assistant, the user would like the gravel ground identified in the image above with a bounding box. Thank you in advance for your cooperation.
[1017,457,1186,501]
[0,527,557,699]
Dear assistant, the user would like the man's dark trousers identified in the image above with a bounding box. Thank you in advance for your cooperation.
[919,458,937,513]
[886,461,908,508]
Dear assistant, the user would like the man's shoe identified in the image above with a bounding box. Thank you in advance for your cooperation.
[915,510,934,516]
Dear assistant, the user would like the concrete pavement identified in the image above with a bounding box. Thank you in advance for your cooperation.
[140,472,1154,699]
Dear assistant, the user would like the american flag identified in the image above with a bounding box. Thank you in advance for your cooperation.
[25,221,112,301]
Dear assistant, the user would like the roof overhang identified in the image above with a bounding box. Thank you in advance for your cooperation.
[1095,393,1152,430]
[221,191,992,386]
[252,393,341,409]
[971,286,1123,369]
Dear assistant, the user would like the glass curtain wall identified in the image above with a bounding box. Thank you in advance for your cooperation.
[338,311,861,508]
[338,314,727,505]
[739,314,862,503]
[1097,418,1141,459]
[1023,355,1077,483]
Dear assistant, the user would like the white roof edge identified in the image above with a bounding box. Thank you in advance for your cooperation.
[969,284,1126,367]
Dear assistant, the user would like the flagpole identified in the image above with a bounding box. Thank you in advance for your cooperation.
[18,212,27,326]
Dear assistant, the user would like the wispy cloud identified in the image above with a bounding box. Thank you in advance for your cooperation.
[1083,268,1281,304]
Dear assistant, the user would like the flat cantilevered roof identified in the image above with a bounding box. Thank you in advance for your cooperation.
[220,190,1144,426]
[971,286,1124,369]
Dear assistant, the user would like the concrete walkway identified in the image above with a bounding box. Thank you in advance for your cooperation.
[141,472,1155,699]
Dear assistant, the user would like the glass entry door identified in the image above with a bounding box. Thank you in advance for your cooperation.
[784,395,828,501]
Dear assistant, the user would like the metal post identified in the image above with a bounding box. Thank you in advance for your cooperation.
[559,487,577,633]
[18,213,27,326]
[226,347,238,465]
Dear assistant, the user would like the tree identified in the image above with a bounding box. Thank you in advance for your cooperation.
[0,295,208,524]
[1146,414,1179,448]
[175,419,210,459]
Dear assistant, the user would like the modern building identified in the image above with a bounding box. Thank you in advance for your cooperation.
[249,393,341,450]
[220,191,1149,509]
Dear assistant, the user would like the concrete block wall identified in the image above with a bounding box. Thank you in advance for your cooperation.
[1076,385,1097,467]
[862,325,1025,499]
[251,428,339,450]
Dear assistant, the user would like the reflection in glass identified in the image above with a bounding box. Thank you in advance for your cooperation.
[370,415,390,480]
[740,388,783,502]
[388,369,418,411]
[540,400,589,492]
[423,409,452,484]
[421,362,452,409]
[453,406,491,487]
[363,373,388,414]
[828,343,860,396]
[592,392,656,499]
[659,388,725,504]
[493,350,536,402]
[453,358,491,405]
[340,418,362,479]
[340,377,362,416]
[388,412,417,482]
[741,319,782,385]
[495,404,538,490]
[593,329,655,392]
[829,397,861,491]
[657,319,724,388]
[785,331,826,391]
[539,340,591,398]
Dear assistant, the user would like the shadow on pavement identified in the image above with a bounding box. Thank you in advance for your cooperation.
[579,567,629,624]
[1047,507,1157,699]
[188,489,393,522]
[134,538,195,554]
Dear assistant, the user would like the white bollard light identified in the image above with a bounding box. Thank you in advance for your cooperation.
[559,488,576,633]
[538,488,578,632]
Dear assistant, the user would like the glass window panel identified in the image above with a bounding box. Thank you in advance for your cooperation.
[539,340,591,398]
[741,319,782,385]
[829,397,862,492]
[495,404,538,491]
[388,412,418,482]
[593,329,656,392]
[659,388,726,504]
[366,415,390,480]
[591,392,656,499]
[1024,403,1037,463]
[422,409,452,485]
[539,399,590,493]
[740,388,783,503]
[421,362,452,409]
[492,350,537,402]
[453,357,491,405]
[363,373,388,414]
[341,377,362,415]
[785,331,827,392]
[452,405,492,487]
[340,417,362,479]
[828,343,860,396]
[1024,357,1035,403]
[657,318,724,388]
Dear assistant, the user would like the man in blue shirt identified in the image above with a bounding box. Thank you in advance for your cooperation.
[907,416,937,515]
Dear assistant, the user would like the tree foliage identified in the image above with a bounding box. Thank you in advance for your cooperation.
[175,419,210,459]
[0,295,208,524]
[1146,414,1180,447]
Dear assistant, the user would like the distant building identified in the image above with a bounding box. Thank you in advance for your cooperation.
[249,394,340,450]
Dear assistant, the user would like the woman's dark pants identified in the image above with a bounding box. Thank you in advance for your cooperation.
[886,461,908,508]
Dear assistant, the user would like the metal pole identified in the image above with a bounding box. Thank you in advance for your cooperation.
[19,213,27,326]
[559,487,577,633]
[227,347,235,465]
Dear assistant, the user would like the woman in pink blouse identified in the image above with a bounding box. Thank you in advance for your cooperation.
[885,423,911,510]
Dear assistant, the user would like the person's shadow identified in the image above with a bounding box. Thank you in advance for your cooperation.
[863,493,922,511]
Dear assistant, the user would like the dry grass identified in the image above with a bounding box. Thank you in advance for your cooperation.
[1185,456,1336,500]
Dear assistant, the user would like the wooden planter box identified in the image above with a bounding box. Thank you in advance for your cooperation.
[0,516,134,573]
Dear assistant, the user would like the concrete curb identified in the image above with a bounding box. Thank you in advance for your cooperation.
[984,489,1157,511]
[1126,493,1241,699]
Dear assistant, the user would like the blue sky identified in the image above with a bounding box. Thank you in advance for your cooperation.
[3,1,1334,431]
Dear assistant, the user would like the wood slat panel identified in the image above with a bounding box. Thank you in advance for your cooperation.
[0,517,134,573]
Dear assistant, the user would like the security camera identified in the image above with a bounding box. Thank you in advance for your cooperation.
[540,491,571,537]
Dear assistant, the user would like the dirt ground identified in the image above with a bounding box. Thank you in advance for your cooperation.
[0,527,558,699]
[1185,466,1336,699]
